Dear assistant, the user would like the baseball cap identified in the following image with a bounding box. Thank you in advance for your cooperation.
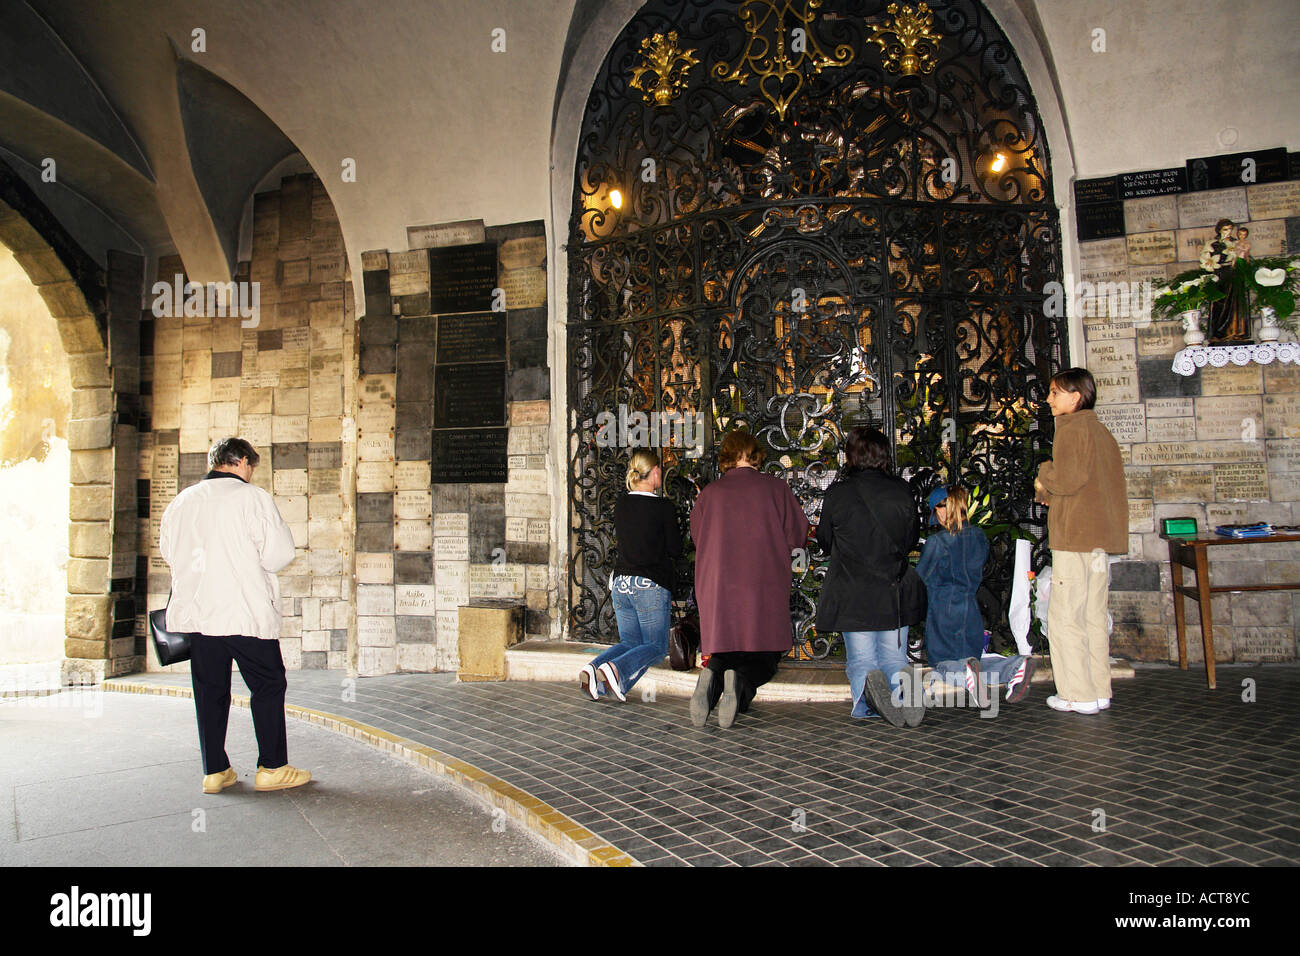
[927,486,949,525]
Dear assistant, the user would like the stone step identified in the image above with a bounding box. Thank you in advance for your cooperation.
[504,640,1133,703]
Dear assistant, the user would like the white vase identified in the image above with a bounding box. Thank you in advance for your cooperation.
[1257,305,1281,342]
[1179,309,1206,346]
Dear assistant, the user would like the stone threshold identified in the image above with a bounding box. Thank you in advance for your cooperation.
[102,679,636,868]
[505,640,1135,703]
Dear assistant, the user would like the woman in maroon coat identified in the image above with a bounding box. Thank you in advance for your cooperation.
[688,429,809,728]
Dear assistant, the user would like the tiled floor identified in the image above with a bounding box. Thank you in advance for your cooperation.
[115,663,1300,866]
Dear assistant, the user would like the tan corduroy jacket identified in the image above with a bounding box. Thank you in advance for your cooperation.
[1036,408,1128,554]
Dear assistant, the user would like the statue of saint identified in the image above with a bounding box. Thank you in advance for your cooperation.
[1204,219,1249,342]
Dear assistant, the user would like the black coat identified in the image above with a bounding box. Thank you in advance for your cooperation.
[814,468,924,632]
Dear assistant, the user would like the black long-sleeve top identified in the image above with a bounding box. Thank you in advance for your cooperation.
[612,492,683,592]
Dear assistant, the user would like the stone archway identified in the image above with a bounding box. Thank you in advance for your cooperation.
[0,180,145,686]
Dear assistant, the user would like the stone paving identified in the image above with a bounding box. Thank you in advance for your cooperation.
[112,663,1300,867]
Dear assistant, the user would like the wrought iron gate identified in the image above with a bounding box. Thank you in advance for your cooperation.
[567,0,1066,656]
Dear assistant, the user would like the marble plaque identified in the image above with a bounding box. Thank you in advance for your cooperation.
[211,402,239,430]
[1096,405,1146,444]
[434,512,469,537]
[394,520,432,552]
[1123,195,1180,233]
[1214,461,1270,501]
[1263,394,1300,439]
[283,327,309,349]
[274,469,308,497]
[1135,322,1181,357]
[1124,466,1152,499]
[1126,231,1177,265]
[308,469,341,496]
[1239,218,1285,256]
[1132,440,1264,466]
[1085,322,1136,342]
[1174,227,1215,263]
[357,585,396,617]
[308,493,343,518]
[436,313,507,364]
[527,519,549,544]
[1233,627,1295,663]
[507,454,528,470]
[356,403,396,434]
[428,243,499,314]
[498,236,546,271]
[1265,438,1300,472]
[525,565,548,591]
[1093,370,1139,405]
[308,517,344,551]
[274,388,309,417]
[1127,499,1154,532]
[356,461,396,493]
[358,432,395,461]
[504,492,549,519]
[407,220,486,250]
[505,468,548,496]
[434,363,506,428]
[1146,397,1194,418]
[180,378,211,406]
[356,552,394,584]
[507,426,548,456]
[435,563,469,610]
[1078,238,1128,273]
[499,268,547,310]
[505,516,528,541]
[1247,181,1300,221]
[361,374,397,404]
[1263,361,1300,393]
[395,584,437,616]
[273,415,308,443]
[395,490,433,519]
[180,402,210,434]
[1196,395,1262,442]
[243,370,280,389]
[396,460,432,489]
[309,418,342,443]
[1177,188,1248,229]
[430,429,508,483]
[358,616,397,647]
[211,378,240,403]
[434,537,470,561]
[308,443,342,470]
[468,564,525,599]
[1152,465,1213,502]
[1146,416,1197,442]
[509,401,549,426]
[1199,363,1263,397]
[389,250,430,275]
[361,251,389,271]
[389,271,430,297]
[1086,338,1137,375]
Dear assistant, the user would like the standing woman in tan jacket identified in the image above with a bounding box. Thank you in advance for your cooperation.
[1035,368,1128,715]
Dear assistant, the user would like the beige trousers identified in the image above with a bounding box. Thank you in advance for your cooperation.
[1047,549,1113,703]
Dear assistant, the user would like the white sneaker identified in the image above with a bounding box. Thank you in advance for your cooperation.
[578,664,601,701]
[1046,695,1099,714]
[1095,698,1111,710]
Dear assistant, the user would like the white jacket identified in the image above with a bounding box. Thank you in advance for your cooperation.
[159,473,296,640]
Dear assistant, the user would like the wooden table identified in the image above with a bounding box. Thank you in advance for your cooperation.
[1164,532,1300,689]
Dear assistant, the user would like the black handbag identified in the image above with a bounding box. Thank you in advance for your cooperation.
[149,597,196,666]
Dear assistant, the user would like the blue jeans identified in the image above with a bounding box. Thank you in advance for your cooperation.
[931,654,1026,686]
[592,576,671,696]
[843,627,910,719]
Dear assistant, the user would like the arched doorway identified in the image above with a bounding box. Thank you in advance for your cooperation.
[566,0,1066,656]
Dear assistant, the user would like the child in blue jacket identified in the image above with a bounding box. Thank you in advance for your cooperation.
[915,485,1035,705]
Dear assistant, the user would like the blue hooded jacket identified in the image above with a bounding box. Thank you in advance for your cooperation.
[914,524,989,663]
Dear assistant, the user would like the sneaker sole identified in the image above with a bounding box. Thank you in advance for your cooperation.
[865,671,907,728]
[255,776,310,792]
[716,670,739,729]
[599,663,626,702]
[1005,658,1036,704]
[689,670,715,727]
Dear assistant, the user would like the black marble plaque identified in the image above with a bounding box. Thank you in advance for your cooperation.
[1075,201,1125,241]
[1074,176,1118,205]
[1186,147,1288,191]
[435,362,506,428]
[1286,217,1300,257]
[431,428,508,484]
[429,243,499,314]
[1119,167,1186,199]
[437,312,507,364]
[1290,152,1300,181]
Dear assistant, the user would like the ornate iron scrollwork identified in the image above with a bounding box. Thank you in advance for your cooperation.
[569,0,1064,661]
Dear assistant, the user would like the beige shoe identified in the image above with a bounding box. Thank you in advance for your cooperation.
[202,767,238,794]
[255,764,312,791]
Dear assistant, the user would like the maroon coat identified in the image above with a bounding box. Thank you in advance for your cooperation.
[690,467,810,654]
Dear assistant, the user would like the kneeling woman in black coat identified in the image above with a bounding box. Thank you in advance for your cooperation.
[815,427,926,727]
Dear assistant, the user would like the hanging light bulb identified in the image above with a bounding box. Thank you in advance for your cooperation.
[990,153,1007,173]
[609,188,623,209]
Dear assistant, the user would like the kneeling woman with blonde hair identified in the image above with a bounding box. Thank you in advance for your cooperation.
[579,449,683,701]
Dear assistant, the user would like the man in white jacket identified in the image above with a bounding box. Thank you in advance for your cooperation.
[160,437,311,793]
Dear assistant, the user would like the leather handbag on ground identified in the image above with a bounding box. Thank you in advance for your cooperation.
[149,598,197,666]
[668,606,701,671]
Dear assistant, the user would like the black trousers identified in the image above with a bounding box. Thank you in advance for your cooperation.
[705,651,784,713]
[191,634,288,774]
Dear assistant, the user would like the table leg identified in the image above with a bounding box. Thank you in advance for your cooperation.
[1194,544,1216,690]
[1170,541,1187,670]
